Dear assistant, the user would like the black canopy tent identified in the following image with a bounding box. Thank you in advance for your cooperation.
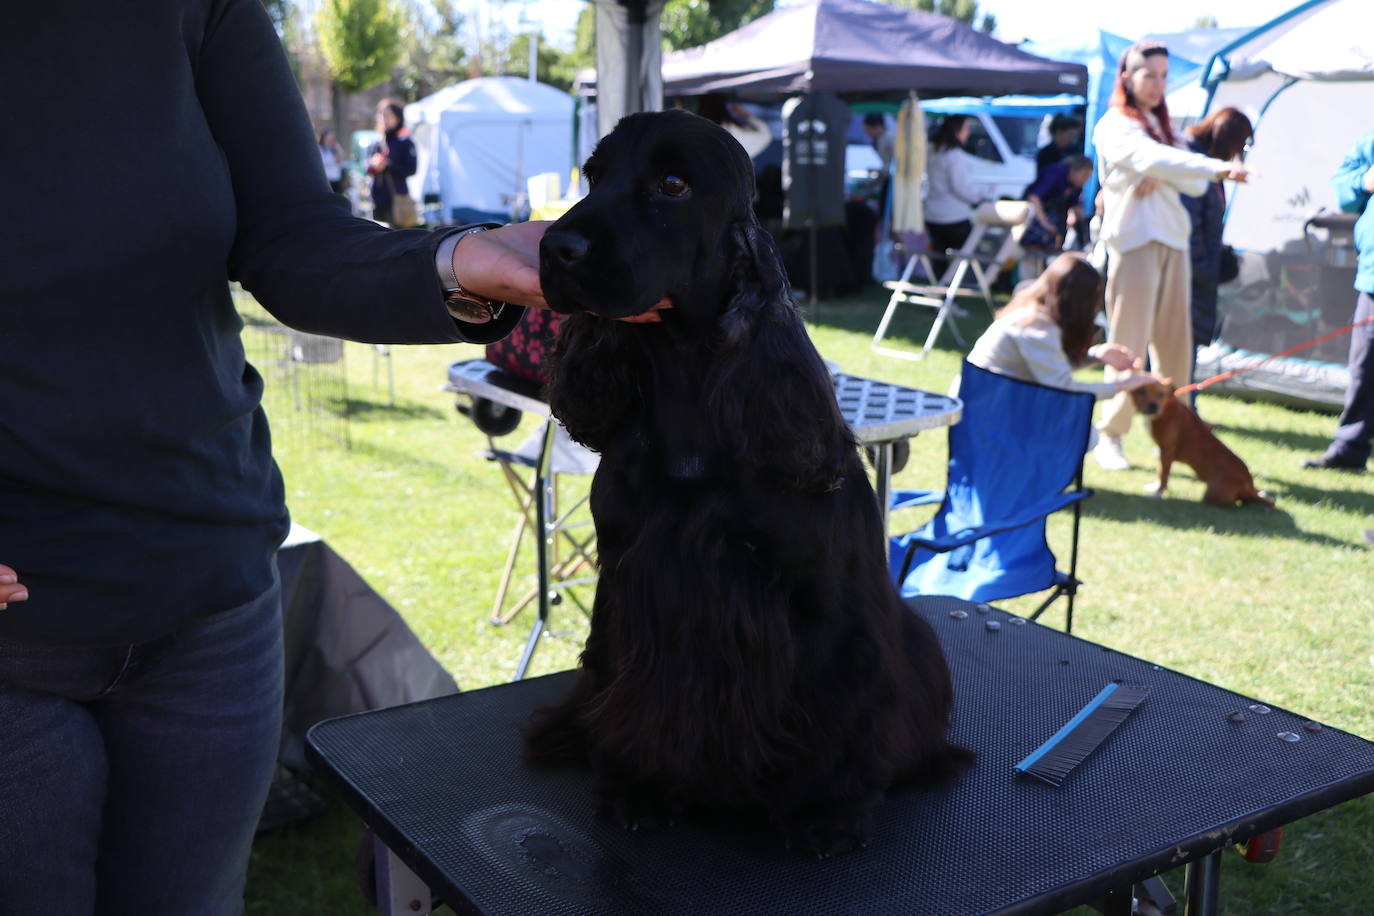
[582,0,1089,305]
[659,0,1088,99]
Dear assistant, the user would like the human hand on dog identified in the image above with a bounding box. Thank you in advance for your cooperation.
[0,564,28,610]
[452,221,549,309]
[1117,370,1161,392]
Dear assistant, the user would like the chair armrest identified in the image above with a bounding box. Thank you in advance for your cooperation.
[907,489,1092,554]
[890,489,944,511]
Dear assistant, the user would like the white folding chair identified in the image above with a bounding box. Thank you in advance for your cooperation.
[873,200,1030,361]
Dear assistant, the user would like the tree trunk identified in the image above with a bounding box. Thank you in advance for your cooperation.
[330,81,346,149]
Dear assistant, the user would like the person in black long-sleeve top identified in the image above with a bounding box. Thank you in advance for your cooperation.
[1181,107,1253,352]
[367,97,418,225]
[0,3,552,912]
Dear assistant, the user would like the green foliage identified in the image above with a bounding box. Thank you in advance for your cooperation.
[391,0,467,100]
[315,0,405,93]
[659,0,775,51]
[882,0,982,27]
[495,33,580,92]
[1195,14,1220,28]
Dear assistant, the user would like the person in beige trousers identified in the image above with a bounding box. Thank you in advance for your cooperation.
[1091,41,1249,470]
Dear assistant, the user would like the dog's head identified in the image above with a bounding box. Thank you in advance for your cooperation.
[539,110,783,336]
[1128,378,1175,416]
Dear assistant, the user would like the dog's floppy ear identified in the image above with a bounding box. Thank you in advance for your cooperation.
[547,314,644,452]
[706,221,853,491]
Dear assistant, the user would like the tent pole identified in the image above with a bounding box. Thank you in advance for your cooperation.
[807,90,818,323]
[623,0,647,115]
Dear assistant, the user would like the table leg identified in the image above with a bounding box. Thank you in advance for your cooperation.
[513,420,558,681]
[873,441,893,535]
[374,834,432,915]
[1183,850,1222,916]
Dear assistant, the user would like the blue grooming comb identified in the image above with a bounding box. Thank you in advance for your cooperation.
[1015,683,1149,787]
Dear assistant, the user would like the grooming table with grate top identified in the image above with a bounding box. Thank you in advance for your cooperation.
[307,595,1374,915]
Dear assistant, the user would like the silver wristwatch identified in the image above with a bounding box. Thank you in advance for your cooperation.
[436,225,506,324]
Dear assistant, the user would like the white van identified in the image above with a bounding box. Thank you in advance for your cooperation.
[922,99,1083,201]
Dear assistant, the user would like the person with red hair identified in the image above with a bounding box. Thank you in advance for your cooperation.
[1089,41,1249,470]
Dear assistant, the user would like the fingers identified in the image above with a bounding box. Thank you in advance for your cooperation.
[0,565,28,609]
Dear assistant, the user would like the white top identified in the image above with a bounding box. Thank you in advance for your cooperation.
[320,146,343,182]
[924,147,980,224]
[1094,107,1228,254]
[966,309,1120,399]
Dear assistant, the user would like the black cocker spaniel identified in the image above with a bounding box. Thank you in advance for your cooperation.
[525,110,971,856]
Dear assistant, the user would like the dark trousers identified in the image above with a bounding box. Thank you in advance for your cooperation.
[0,578,284,916]
[1331,290,1374,463]
[926,219,973,282]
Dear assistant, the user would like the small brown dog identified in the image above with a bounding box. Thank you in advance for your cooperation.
[1129,380,1275,507]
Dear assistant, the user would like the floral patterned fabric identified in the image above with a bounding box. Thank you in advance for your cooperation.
[484,307,565,383]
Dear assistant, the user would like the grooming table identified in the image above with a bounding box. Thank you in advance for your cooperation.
[444,359,961,679]
[307,595,1374,915]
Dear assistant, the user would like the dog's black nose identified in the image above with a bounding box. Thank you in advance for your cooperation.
[541,231,590,268]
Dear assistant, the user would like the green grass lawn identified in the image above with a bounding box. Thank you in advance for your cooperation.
[245,286,1374,915]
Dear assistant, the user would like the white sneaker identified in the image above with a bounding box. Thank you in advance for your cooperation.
[1093,435,1131,471]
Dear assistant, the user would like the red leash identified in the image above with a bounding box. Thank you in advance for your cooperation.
[1173,314,1374,397]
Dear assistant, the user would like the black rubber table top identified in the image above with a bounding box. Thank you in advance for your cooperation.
[307,596,1374,915]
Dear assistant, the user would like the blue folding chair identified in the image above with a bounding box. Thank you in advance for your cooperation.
[890,361,1095,631]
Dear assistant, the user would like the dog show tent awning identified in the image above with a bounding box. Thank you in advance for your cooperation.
[655,0,1087,98]
[1192,0,1374,408]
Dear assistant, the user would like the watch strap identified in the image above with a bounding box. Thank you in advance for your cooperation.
[435,223,507,324]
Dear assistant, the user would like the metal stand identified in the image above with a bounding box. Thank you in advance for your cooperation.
[514,419,559,681]
[1183,851,1222,916]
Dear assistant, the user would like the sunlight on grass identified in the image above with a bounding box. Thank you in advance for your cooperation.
[247,286,1374,914]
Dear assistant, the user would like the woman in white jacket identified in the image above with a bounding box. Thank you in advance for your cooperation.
[1091,41,1248,470]
[925,115,982,279]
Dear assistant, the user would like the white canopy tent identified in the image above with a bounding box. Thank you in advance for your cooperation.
[405,77,575,222]
[1195,0,1374,406]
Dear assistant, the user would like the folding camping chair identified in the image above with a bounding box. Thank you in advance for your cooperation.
[873,200,1030,361]
[889,361,1094,631]
[445,358,599,680]
[480,420,599,628]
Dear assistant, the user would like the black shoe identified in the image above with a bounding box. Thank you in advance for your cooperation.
[1299,452,1367,472]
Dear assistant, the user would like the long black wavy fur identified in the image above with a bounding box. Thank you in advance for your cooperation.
[525,110,971,856]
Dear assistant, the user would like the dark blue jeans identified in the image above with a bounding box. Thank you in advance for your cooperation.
[0,579,283,916]
[1330,290,1374,464]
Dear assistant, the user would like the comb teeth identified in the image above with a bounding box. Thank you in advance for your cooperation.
[1014,683,1150,787]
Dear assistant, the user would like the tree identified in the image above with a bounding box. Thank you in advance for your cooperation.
[316,0,405,139]
[1194,14,1219,28]
[659,0,775,51]
[882,0,992,31]
[494,33,581,92]
[391,0,468,100]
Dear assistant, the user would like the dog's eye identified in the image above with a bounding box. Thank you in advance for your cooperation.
[658,174,690,197]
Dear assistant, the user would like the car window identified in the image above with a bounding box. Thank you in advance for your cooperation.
[992,116,1045,160]
[962,118,1002,163]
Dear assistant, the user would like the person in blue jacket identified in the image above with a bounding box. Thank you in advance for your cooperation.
[367,98,418,225]
[1302,129,1374,472]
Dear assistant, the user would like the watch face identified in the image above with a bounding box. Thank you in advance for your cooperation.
[445,295,494,324]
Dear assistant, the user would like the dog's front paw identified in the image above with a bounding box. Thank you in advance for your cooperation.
[598,781,683,832]
[777,806,875,859]
[1142,480,1166,498]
